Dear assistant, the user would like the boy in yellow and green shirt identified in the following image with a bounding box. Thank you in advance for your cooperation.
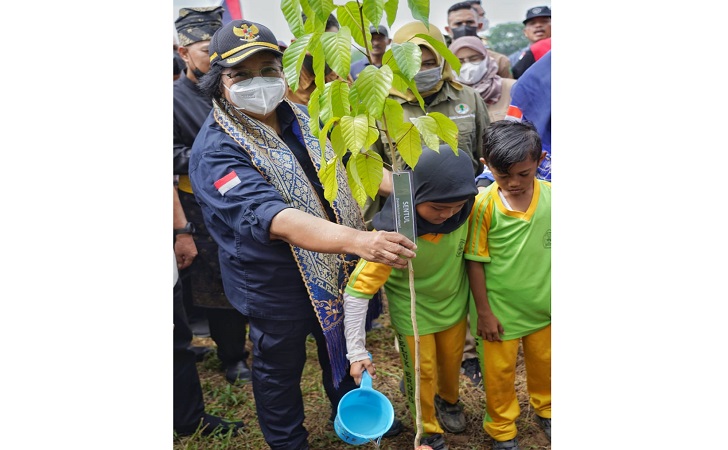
[465,120,551,450]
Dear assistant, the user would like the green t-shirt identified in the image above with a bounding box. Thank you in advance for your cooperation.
[464,180,551,340]
[346,223,471,335]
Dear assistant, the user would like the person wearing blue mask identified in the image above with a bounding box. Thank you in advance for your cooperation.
[189,19,415,450]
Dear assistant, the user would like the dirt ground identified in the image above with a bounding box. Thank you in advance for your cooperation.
[175,308,551,450]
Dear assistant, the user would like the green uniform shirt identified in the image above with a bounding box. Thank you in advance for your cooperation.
[362,82,490,228]
[346,224,471,335]
[464,180,551,340]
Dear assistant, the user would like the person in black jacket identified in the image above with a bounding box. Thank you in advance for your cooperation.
[509,6,551,78]
[174,6,252,385]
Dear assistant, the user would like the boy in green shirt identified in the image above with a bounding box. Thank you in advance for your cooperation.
[465,120,551,450]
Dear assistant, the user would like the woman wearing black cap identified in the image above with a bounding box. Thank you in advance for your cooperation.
[189,19,415,449]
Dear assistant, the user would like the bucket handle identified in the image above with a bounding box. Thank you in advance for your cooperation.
[360,369,373,390]
[359,352,374,390]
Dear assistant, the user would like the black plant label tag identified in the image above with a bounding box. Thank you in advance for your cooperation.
[391,171,416,244]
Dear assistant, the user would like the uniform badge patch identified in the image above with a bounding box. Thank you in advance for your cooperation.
[455,103,470,115]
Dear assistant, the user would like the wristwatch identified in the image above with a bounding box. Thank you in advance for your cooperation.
[174,222,196,237]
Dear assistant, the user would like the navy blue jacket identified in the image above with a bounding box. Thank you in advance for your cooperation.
[188,102,332,319]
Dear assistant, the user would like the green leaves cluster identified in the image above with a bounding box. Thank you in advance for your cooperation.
[487,22,530,57]
[281,0,461,207]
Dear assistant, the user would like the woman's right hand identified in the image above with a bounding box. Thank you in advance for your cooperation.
[354,230,417,269]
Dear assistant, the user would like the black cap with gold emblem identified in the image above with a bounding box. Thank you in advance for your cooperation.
[175,6,224,47]
[523,6,551,25]
[209,20,283,68]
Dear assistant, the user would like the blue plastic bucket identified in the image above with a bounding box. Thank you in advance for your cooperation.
[334,370,395,446]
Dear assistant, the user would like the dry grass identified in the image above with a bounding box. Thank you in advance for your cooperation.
[174,306,551,450]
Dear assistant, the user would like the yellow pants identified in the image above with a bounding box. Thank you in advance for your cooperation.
[479,324,551,441]
[397,318,467,435]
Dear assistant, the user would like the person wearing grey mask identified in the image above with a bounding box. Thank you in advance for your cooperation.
[360,20,489,234]
[413,59,444,93]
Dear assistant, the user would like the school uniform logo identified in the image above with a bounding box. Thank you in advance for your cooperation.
[543,229,551,248]
[456,238,466,257]
[214,170,241,196]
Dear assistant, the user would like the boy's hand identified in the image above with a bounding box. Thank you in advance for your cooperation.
[477,311,504,342]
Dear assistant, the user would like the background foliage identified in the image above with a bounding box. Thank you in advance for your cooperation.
[487,22,530,57]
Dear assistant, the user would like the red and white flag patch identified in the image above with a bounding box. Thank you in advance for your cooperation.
[214,170,241,196]
[505,105,523,122]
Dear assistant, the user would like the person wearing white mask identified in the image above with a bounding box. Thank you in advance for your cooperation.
[466,0,490,39]
[449,36,515,123]
[190,19,416,449]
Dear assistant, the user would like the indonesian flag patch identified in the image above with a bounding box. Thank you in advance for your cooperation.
[505,105,523,122]
[214,170,241,196]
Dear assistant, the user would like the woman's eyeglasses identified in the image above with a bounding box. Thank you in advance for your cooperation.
[223,66,284,85]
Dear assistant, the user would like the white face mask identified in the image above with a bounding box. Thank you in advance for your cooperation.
[456,60,488,85]
[478,16,490,35]
[225,76,286,116]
